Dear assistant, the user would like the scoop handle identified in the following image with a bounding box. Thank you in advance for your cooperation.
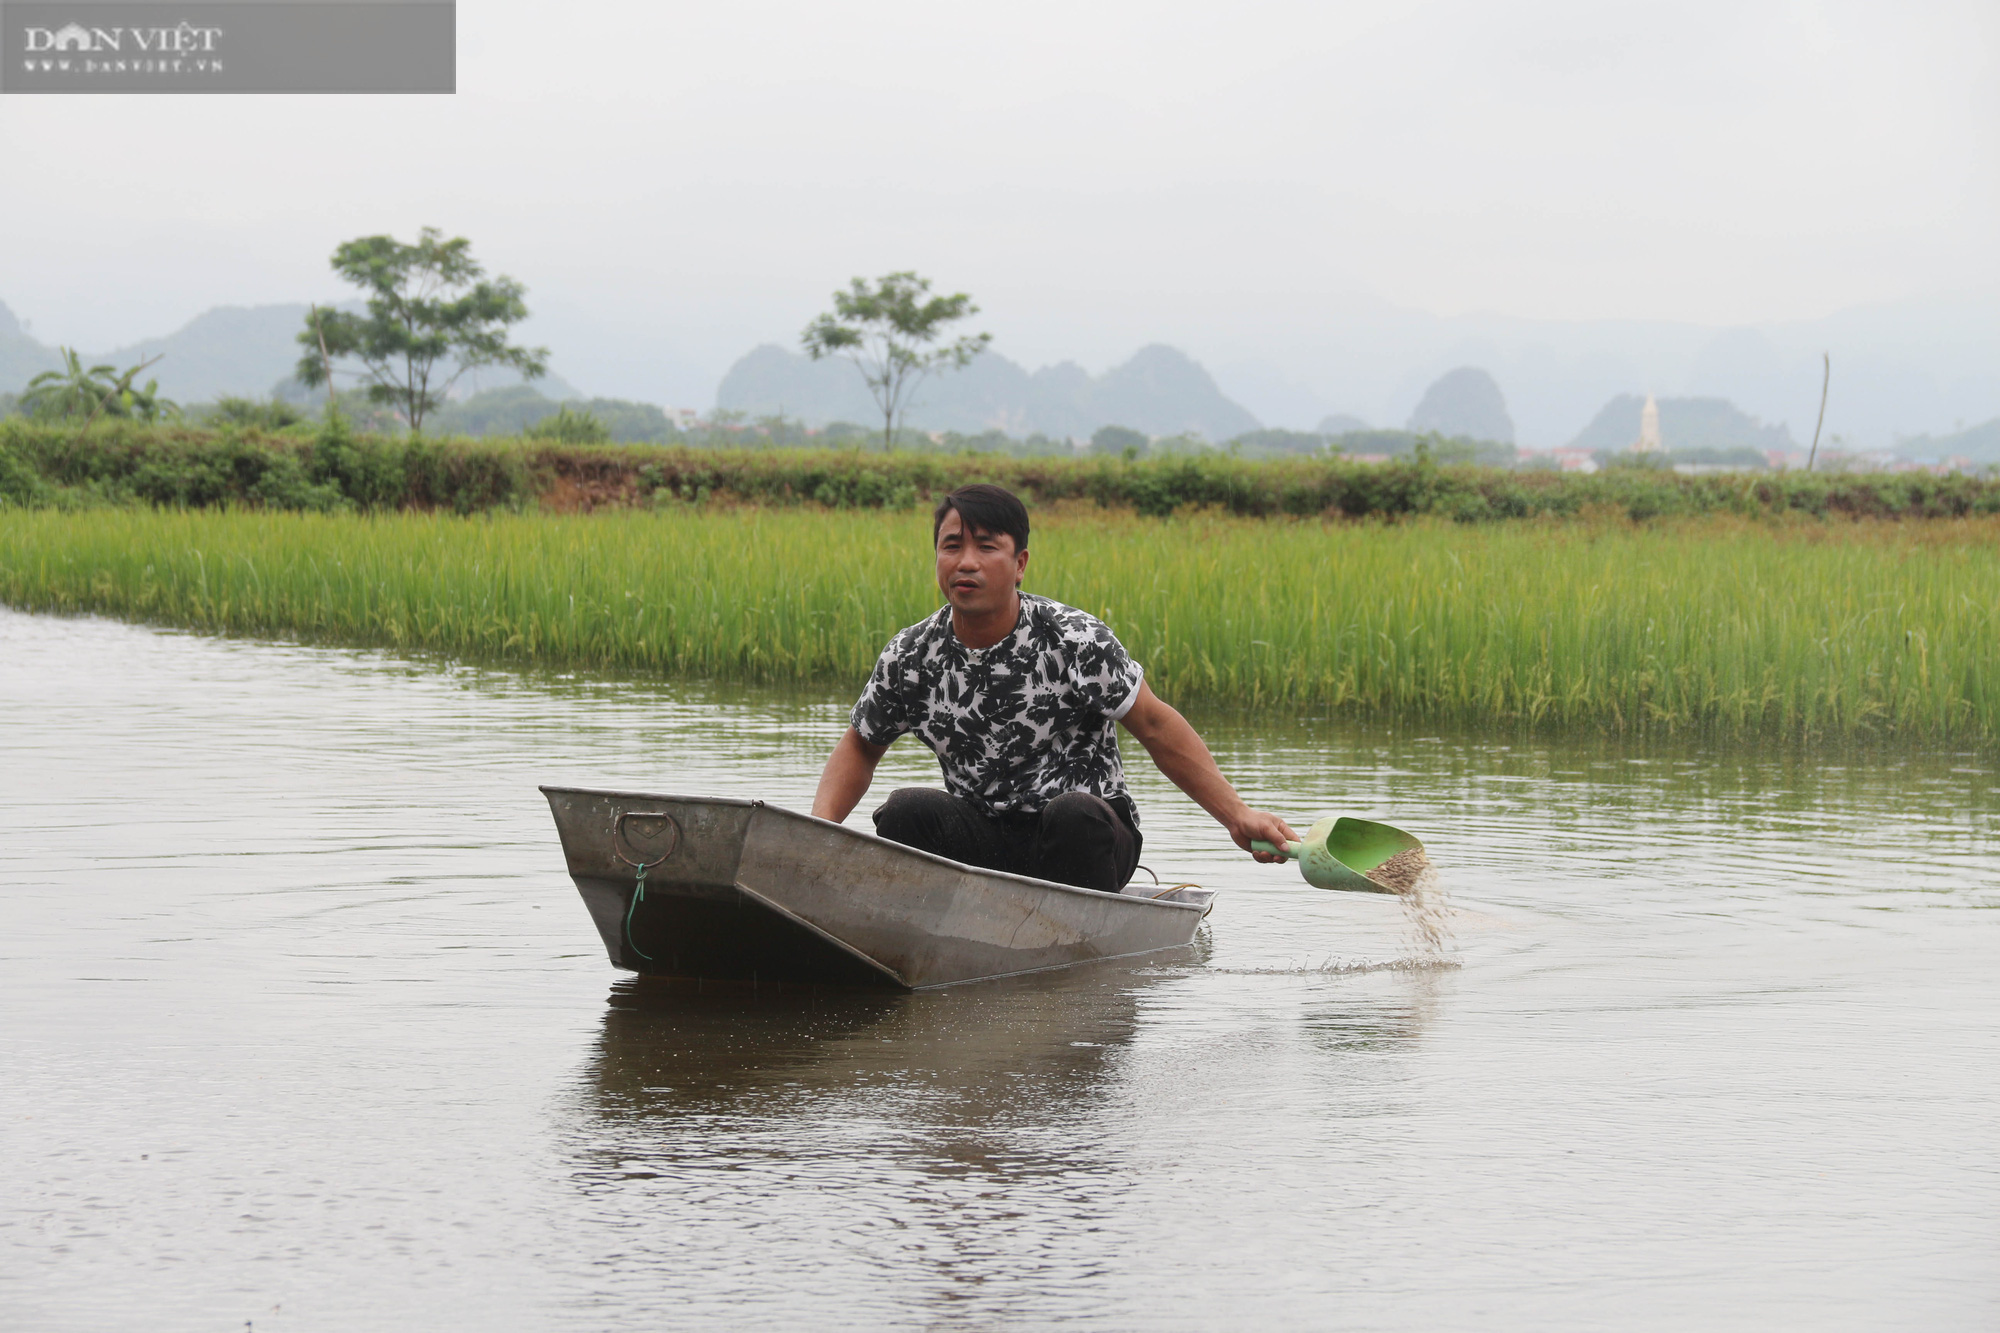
[1250,839,1304,859]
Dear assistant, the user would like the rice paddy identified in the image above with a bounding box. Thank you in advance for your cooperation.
[2,505,1995,741]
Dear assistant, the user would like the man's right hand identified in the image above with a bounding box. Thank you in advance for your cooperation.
[811,727,889,823]
[1227,807,1300,864]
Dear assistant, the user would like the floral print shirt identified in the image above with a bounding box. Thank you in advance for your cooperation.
[851,594,1147,822]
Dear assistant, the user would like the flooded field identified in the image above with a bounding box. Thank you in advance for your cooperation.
[3,606,1996,1330]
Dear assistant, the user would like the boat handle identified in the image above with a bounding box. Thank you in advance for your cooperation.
[613,810,681,869]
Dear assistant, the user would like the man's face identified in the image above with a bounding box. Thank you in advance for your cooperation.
[935,509,1029,619]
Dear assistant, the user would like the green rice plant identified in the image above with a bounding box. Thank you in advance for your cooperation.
[1037,513,2000,740]
[2,507,1995,741]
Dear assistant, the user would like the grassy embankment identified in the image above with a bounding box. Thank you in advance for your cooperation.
[3,505,1995,742]
[5,419,1998,522]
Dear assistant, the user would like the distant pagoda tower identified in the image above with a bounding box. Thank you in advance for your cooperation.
[1631,394,1662,453]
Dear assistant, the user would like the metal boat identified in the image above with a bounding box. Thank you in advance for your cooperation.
[541,786,1215,990]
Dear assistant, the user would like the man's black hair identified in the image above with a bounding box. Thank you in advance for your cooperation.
[932,483,1030,552]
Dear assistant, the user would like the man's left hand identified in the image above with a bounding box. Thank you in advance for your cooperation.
[1228,809,1301,864]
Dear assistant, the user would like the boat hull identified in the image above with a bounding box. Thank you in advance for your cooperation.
[541,787,1213,990]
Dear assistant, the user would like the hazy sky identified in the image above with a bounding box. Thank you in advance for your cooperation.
[3,0,1995,407]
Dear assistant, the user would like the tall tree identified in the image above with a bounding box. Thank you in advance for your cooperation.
[801,272,991,451]
[296,228,548,433]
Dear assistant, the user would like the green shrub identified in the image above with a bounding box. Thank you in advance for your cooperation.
[0,420,1996,523]
[0,433,50,507]
[195,396,309,431]
[525,405,611,445]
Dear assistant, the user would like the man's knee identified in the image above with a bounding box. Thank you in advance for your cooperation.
[872,787,960,847]
[1039,791,1118,839]
[1034,792,1137,892]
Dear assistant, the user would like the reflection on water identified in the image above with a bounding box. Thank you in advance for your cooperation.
[2,606,1996,1331]
[579,963,1160,1142]
[562,964,1188,1321]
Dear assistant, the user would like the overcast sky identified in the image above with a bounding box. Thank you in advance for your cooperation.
[2,0,1995,407]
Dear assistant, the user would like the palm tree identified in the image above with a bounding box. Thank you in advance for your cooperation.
[21,349,173,429]
[105,356,175,423]
[21,348,118,421]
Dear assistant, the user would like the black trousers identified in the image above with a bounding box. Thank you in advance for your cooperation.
[872,788,1142,894]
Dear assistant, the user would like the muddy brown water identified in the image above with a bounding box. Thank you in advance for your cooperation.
[3,607,1997,1330]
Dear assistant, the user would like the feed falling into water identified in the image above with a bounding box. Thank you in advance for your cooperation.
[1362,846,1428,893]
[1365,846,1452,954]
[1254,817,1454,955]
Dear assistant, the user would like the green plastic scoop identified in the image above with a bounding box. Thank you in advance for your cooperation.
[1251,816,1424,894]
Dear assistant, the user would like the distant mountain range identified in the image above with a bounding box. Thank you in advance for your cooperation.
[1,299,316,403]
[0,299,570,405]
[716,343,1260,441]
[1897,419,2000,465]
[4,294,1994,458]
[1406,367,1514,444]
[1201,291,2000,452]
[1,302,68,392]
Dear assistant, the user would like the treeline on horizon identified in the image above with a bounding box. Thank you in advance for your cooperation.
[211,385,2000,472]
[0,379,1857,473]
[4,418,1998,524]
[4,381,1515,464]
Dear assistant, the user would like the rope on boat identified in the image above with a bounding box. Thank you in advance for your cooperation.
[1136,865,1206,902]
[624,862,656,963]
[612,811,679,967]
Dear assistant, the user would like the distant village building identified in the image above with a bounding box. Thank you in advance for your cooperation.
[1631,394,1662,453]
[1516,446,1598,473]
[1549,448,1599,473]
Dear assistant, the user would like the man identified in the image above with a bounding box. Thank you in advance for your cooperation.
[811,483,1297,893]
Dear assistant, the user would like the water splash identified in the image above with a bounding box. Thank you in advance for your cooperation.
[1214,955,1461,977]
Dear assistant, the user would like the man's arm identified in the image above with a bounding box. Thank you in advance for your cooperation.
[1118,682,1299,862]
[811,726,889,823]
